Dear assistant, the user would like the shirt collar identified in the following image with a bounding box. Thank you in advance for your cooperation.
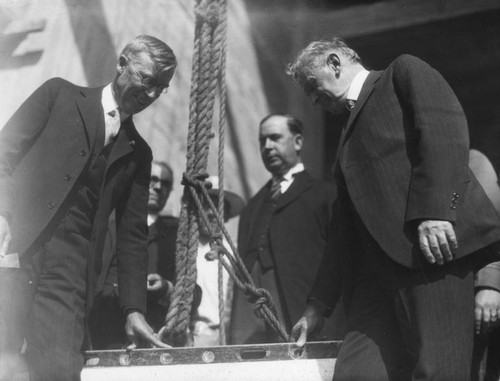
[279,162,304,182]
[346,69,370,103]
[147,213,159,227]
[101,83,119,115]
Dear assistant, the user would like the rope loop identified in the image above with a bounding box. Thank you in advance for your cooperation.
[205,240,224,261]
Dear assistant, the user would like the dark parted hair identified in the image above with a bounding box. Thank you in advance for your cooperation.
[259,114,304,136]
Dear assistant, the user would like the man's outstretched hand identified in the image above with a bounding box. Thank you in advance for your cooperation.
[125,310,171,350]
[289,302,325,348]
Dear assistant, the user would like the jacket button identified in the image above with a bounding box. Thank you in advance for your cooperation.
[129,140,136,146]
[47,201,56,209]
[80,149,87,157]
[64,174,72,181]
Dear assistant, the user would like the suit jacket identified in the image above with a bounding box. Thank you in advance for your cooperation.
[0,78,152,313]
[238,170,340,335]
[311,55,500,310]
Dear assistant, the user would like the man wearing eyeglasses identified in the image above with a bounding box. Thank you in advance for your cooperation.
[90,161,202,348]
[0,35,174,381]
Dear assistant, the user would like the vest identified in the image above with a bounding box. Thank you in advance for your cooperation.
[246,186,278,270]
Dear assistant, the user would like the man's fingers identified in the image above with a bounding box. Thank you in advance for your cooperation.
[296,324,308,348]
[445,228,458,251]
[148,334,171,349]
[475,307,483,334]
[126,342,137,351]
[427,235,444,265]
[419,235,435,264]
[290,318,308,348]
[437,233,453,262]
[490,309,498,324]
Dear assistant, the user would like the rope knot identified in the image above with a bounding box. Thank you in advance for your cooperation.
[182,172,209,190]
[205,240,224,261]
[247,288,274,318]
[205,250,218,261]
[195,0,221,26]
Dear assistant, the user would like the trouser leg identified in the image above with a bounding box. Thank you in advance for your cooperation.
[0,268,32,381]
[333,251,412,381]
[25,226,88,381]
[334,239,476,381]
[394,255,476,381]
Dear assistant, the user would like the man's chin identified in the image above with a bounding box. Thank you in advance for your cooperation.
[148,203,160,213]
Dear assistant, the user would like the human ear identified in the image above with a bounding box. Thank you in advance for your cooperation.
[117,55,127,73]
[294,133,303,151]
[327,53,341,77]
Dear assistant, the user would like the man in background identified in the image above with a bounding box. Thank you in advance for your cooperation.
[229,114,342,344]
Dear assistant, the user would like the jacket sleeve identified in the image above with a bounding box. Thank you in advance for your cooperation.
[0,78,64,216]
[476,261,500,292]
[308,195,343,316]
[115,148,152,313]
[392,55,470,224]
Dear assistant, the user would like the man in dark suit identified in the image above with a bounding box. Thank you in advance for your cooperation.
[0,35,174,380]
[89,161,190,348]
[287,37,500,380]
[229,114,341,344]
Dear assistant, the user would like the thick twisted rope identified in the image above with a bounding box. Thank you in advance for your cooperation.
[215,0,228,345]
[161,0,289,346]
[162,0,225,346]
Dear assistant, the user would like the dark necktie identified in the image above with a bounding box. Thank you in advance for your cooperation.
[270,178,282,199]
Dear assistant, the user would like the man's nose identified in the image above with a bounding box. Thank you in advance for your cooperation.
[264,138,273,149]
[309,94,319,106]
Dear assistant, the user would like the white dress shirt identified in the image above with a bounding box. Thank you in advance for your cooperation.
[193,239,232,327]
[346,68,370,104]
[275,162,305,194]
[101,84,121,145]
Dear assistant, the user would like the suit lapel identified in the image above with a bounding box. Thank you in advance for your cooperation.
[331,70,383,176]
[106,118,135,169]
[343,70,383,139]
[276,171,312,212]
[76,87,104,150]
